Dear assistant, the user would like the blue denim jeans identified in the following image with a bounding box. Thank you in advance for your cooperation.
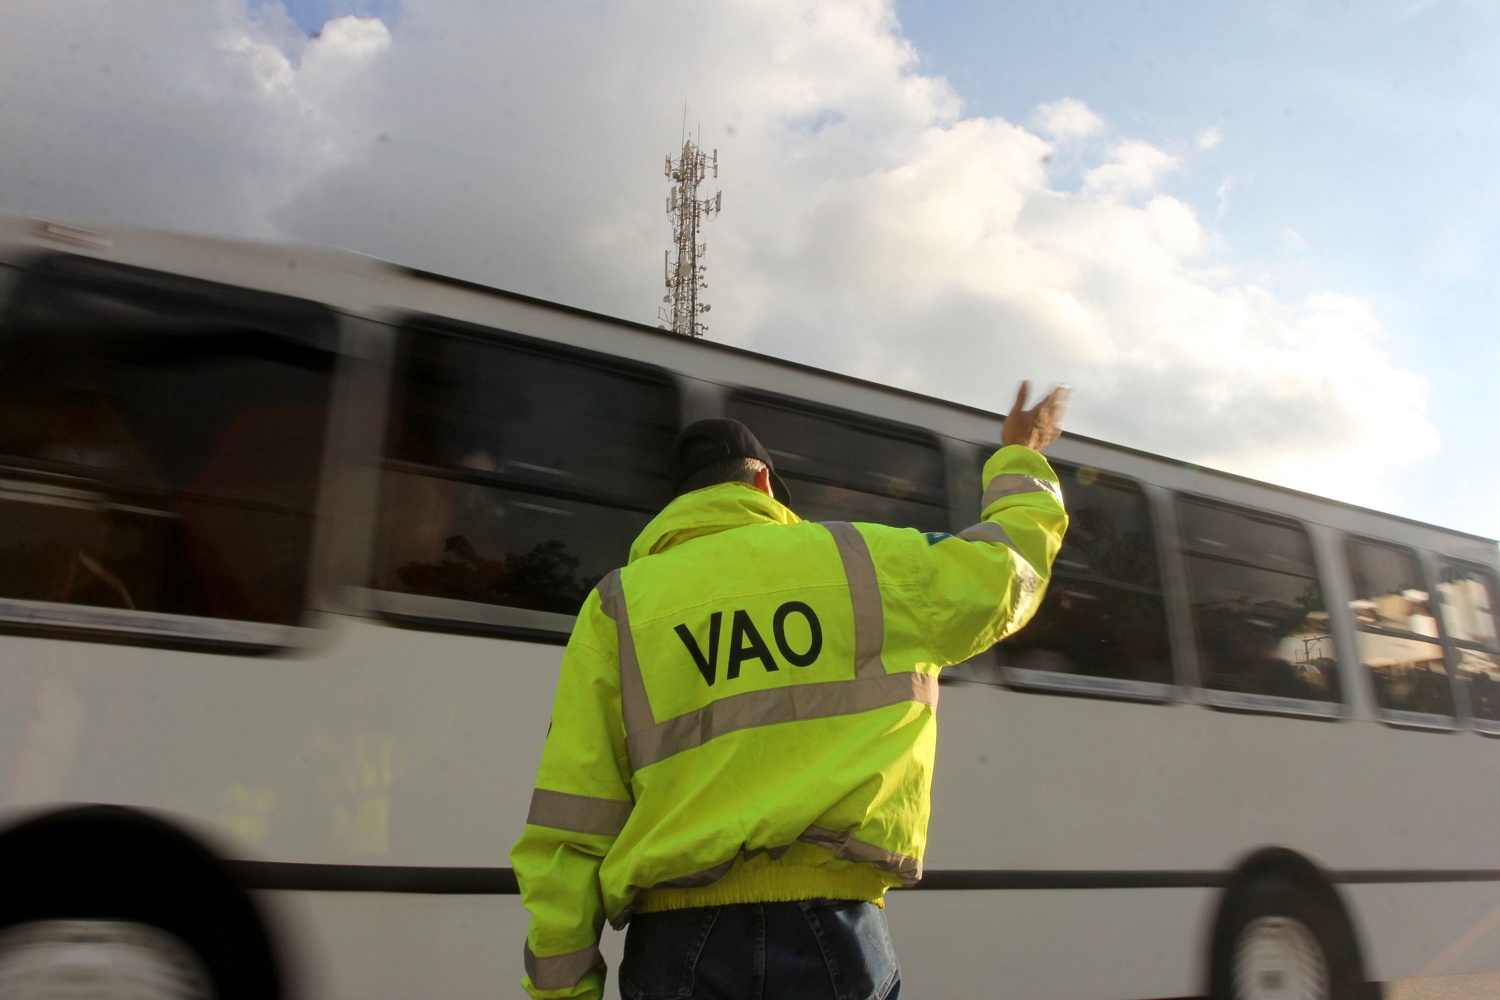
[619,899,901,1000]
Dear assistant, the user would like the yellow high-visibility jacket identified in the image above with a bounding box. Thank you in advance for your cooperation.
[511,444,1067,999]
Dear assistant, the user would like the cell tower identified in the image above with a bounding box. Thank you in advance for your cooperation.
[661,134,721,337]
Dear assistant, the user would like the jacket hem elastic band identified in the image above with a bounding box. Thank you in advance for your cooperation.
[634,861,889,914]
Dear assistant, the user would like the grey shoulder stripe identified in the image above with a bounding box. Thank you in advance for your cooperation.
[956,521,1041,595]
[597,570,655,743]
[798,825,923,886]
[982,473,1061,510]
[821,521,886,680]
[527,788,632,837]
[524,942,603,991]
[957,520,1020,550]
[628,670,938,769]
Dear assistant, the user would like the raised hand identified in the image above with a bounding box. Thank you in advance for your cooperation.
[1000,381,1069,452]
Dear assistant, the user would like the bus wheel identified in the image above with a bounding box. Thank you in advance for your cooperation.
[1210,873,1369,1000]
[0,806,283,1000]
[0,919,214,999]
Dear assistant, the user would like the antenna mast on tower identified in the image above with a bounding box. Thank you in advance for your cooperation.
[661,131,721,337]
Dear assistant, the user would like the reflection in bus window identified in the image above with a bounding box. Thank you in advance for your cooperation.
[725,394,948,531]
[1438,562,1500,724]
[0,256,336,627]
[372,322,677,616]
[1438,564,1499,645]
[994,463,1171,686]
[1348,540,1453,719]
[1180,500,1339,704]
[1349,542,1440,636]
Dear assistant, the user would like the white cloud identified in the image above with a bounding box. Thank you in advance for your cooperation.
[300,15,392,82]
[1198,125,1224,149]
[0,0,388,240]
[1032,98,1106,142]
[1082,140,1180,199]
[0,0,1438,510]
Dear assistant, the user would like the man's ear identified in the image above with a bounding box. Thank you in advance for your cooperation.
[754,466,774,497]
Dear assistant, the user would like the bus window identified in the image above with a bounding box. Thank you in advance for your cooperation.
[724,394,948,531]
[372,320,677,618]
[1179,499,1341,707]
[0,255,336,631]
[993,463,1172,695]
[1348,540,1454,722]
[1437,561,1500,728]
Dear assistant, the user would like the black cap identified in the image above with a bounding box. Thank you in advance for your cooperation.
[668,418,791,505]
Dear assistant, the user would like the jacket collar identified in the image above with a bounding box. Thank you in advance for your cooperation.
[628,483,800,564]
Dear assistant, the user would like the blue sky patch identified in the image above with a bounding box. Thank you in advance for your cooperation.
[251,0,400,36]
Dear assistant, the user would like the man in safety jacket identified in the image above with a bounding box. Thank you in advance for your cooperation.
[512,383,1069,1000]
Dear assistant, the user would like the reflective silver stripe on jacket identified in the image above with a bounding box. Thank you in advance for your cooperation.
[822,521,886,680]
[524,942,603,991]
[981,472,1061,510]
[627,671,938,769]
[956,521,1040,602]
[797,824,923,885]
[957,519,1019,551]
[598,570,655,738]
[527,788,632,837]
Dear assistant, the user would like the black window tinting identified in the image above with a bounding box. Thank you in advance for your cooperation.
[389,325,671,504]
[1180,499,1339,704]
[993,462,1171,685]
[1456,648,1500,723]
[725,394,947,531]
[373,321,678,616]
[1179,501,1317,575]
[0,256,336,627]
[1047,467,1160,589]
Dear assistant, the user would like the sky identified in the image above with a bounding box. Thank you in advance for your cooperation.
[1,0,1496,538]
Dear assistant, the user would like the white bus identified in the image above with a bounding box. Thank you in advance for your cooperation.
[1,215,1498,1000]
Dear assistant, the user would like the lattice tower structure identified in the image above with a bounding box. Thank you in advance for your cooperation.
[661,138,721,337]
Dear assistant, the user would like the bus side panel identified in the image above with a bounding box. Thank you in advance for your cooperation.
[930,679,1500,875]
[266,891,530,1000]
[0,617,554,869]
[1345,882,1500,984]
[0,615,560,996]
[885,886,1213,1000]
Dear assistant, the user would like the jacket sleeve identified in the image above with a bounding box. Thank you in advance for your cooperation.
[917,444,1068,666]
[510,588,634,1000]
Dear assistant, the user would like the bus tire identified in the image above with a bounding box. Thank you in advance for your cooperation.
[1209,868,1373,1000]
[0,805,283,1000]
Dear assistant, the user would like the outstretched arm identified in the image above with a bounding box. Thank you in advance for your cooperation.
[919,382,1071,666]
